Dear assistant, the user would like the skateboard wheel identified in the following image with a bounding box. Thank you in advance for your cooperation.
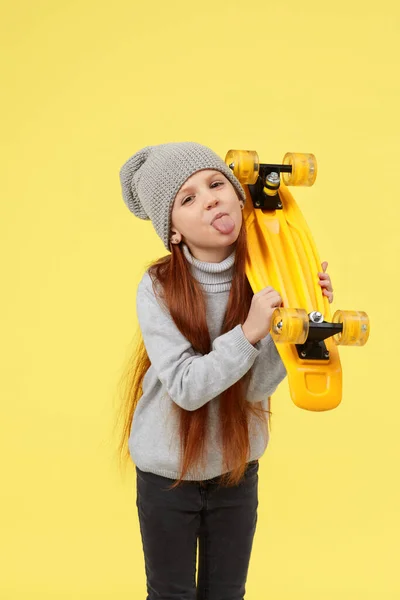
[332,310,370,346]
[271,308,309,344]
[282,153,317,186]
[225,149,259,185]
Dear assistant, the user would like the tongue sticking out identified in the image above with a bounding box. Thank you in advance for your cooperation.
[212,215,235,234]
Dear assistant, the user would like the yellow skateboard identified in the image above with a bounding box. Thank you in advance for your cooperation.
[225,149,370,411]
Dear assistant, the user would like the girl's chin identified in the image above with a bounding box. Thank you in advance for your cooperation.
[210,231,239,243]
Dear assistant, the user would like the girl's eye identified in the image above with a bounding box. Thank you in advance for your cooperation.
[182,182,223,204]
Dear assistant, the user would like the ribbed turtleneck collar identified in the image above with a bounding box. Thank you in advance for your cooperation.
[182,243,236,293]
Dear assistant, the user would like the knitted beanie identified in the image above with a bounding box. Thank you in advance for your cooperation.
[119,142,246,251]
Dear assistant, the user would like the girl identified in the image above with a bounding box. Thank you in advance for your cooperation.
[116,142,334,600]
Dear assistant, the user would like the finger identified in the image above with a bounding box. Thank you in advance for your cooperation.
[323,290,334,302]
[321,261,328,272]
[319,276,332,290]
[267,292,282,306]
[319,280,333,291]
[258,286,275,295]
[263,289,281,299]
[268,292,282,304]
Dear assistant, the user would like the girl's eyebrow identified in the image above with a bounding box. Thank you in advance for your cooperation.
[178,172,222,197]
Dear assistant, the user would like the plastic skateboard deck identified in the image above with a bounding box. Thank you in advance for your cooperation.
[225,150,370,411]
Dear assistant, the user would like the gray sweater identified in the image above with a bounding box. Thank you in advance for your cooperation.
[129,243,287,480]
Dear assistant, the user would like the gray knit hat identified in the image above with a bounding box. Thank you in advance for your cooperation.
[119,142,246,251]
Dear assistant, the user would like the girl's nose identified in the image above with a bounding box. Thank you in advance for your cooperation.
[205,195,218,209]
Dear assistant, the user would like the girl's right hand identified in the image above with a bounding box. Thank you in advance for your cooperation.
[241,286,283,345]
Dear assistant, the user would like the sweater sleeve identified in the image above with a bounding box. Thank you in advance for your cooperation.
[245,334,288,402]
[136,274,261,411]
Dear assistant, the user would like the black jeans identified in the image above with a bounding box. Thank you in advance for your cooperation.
[136,460,259,600]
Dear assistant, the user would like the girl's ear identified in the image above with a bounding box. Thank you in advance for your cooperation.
[170,231,182,244]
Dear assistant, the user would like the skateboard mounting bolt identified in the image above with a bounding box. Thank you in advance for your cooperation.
[229,162,235,170]
[266,172,280,184]
[309,311,324,323]
[361,325,367,332]
[324,351,330,359]
[300,351,307,358]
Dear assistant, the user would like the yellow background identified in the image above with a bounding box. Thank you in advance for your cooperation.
[1,1,398,598]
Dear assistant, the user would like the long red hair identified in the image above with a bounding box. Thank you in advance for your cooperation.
[114,223,271,488]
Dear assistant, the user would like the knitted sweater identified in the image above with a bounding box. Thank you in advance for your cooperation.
[129,243,287,480]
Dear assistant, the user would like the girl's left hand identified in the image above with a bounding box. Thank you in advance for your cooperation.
[318,261,334,303]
